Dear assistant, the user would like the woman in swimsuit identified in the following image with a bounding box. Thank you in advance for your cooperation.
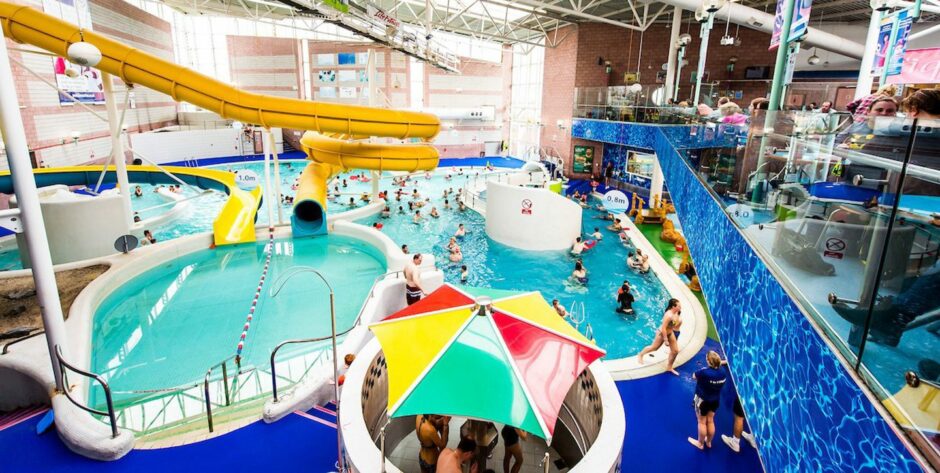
[501,425,528,473]
[571,261,588,285]
[636,298,683,375]
[416,414,450,473]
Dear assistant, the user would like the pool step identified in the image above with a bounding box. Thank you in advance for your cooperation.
[134,396,267,448]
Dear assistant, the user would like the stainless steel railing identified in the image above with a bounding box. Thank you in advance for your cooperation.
[269,269,405,402]
[54,345,119,438]
[203,355,236,432]
[2,328,44,354]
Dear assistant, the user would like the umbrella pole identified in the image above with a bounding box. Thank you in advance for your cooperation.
[330,290,346,472]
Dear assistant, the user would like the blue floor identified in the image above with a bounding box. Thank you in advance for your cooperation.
[1,341,762,472]
[0,408,339,472]
[617,338,764,472]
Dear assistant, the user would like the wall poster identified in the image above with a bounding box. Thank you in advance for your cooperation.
[572,145,595,173]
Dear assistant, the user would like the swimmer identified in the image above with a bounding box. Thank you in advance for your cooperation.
[552,299,568,319]
[628,249,650,273]
[409,202,415,212]
[447,237,459,251]
[413,210,423,224]
[608,218,623,232]
[133,185,143,197]
[449,245,463,263]
[402,244,409,254]
[425,171,432,179]
[430,207,440,218]
[571,261,588,285]
[455,224,466,238]
[637,298,683,375]
[460,265,468,282]
[360,193,370,202]
[591,227,604,240]
[348,197,357,208]
[372,222,383,231]
[415,200,427,209]
[381,206,391,218]
[133,215,142,223]
[572,190,581,200]
[141,230,156,245]
[615,281,635,315]
[398,206,405,214]
[342,179,348,188]
[458,200,466,212]
[445,174,453,181]
[443,199,451,210]
[571,237,586,255]
[412,189,421,199]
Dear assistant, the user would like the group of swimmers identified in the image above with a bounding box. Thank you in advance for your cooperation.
[416,415,528,473]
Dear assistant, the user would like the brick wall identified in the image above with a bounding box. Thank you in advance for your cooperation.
[227,35,301,98]
[540,25,579,167]
[542,21,781,177]
[6,0,178,169]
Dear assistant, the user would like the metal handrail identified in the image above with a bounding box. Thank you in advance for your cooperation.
[203,355,236,433]
[269,269,405,402]
[54,345,119,438]
[2,329,44,354]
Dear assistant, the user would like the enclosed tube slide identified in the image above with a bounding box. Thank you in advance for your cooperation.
[0,1,440,241]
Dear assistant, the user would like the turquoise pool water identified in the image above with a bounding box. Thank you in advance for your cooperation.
[359,179,672,360]
[90,234,386,403]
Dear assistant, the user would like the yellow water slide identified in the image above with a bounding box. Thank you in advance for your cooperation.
[0,1,440,242]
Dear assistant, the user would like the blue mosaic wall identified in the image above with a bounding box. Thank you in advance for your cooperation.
[650,129,921,473]
[572,117,922,471]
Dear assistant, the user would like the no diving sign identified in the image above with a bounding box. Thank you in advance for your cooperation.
[521,199,533,215]
[823,237,845,259]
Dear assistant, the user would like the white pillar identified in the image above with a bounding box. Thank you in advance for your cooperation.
[693,17,713,105]
[664,7,682,104]
[101,72,133,226]
[368,49,380,199]
[0,37,69,390]
[268,130,284,226]
[855,10,881,100]
[262,130,274,229]
[650,154,665,202]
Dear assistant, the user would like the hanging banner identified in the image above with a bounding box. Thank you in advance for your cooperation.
[871,14,894,76]
[366,4,400,30]
[788,0,814,44]
[886,10,914,77]
[42,0,104,105]
[769,0,786,50]
[887,48,940,84]
[322,0,349,13]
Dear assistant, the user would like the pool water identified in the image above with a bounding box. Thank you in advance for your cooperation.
[360,180,672,360]
[90,234,386,403]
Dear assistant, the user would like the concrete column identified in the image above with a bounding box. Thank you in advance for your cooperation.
[855,11,881,100]
[664,7,682,104]
[101,72,133,226]
[0,36,69,390]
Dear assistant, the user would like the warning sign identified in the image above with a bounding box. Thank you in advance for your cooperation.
[823,237,845,259]
[521,199,533,215]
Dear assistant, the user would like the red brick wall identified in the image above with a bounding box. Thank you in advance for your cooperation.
[227,35,301,98]
[540,25,579,166]
[5,0,177,169]
[542,21,780,177]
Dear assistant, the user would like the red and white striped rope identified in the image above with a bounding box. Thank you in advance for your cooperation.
[235,227,275,363]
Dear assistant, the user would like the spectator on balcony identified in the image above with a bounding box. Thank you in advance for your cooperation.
[846,84,898,123]
[719,102,747,125]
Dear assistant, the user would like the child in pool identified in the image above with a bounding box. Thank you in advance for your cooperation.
[430,207,440,218]
[455,224,466,238]
[460,265,468,282]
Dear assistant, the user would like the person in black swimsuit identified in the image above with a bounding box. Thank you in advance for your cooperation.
[501,424,527,473]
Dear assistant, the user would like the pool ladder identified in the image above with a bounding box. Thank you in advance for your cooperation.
[568,301,595,342]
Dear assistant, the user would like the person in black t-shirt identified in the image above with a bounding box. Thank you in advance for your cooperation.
[615,281,635,315]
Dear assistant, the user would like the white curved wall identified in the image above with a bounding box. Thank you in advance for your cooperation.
[484,181,582,251]
[11,186,130,267]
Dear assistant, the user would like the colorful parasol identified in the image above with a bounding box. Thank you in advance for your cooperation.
[369,284,605,442]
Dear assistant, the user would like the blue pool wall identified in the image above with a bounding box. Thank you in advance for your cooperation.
[572,118,921,472]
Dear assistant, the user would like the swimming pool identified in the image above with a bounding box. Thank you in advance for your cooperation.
[90,234,386,404]
[358,178,672,360]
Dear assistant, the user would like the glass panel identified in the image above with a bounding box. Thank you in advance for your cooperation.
[858,117,940,464]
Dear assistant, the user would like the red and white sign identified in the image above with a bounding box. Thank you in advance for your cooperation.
[823,237,845,259]
[367,4,400,29]
[521,199,533,215]
[887,48,940,85]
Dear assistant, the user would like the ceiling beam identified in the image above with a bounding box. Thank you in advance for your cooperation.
[490,0,644,30]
